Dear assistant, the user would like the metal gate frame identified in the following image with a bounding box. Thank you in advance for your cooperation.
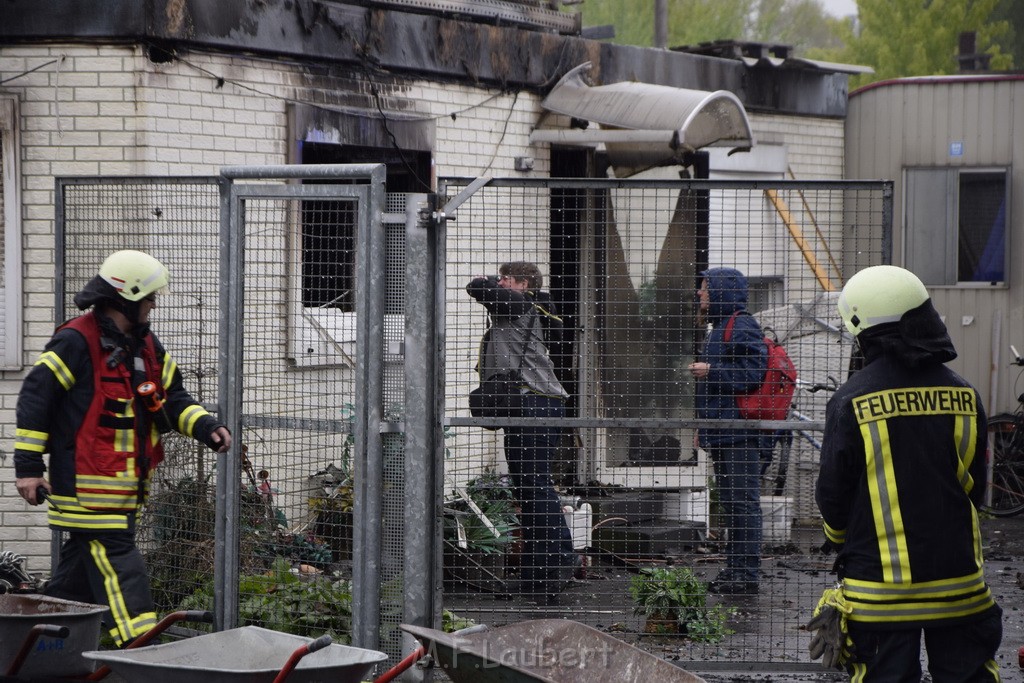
[216,165,405,649]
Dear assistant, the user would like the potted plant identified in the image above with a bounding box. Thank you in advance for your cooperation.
[628,566,735,641]
[443,472,520,592]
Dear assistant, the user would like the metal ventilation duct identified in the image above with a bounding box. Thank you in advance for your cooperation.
[531,62,755,175]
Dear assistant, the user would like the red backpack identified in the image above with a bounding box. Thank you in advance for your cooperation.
[724,311,798,421]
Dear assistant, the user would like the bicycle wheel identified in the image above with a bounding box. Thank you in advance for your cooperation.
[980,413,1024,517]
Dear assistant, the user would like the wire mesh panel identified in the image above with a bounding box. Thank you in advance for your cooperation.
[439,177,890,671]
[56,177,223,616]
[58,172,402,673]
[227,186,364,645]
[222,176,404,674]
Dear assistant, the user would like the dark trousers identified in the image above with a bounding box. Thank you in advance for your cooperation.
[846,607,1003,682]
[709,435,763,582]
[44,528,158,646]
[503,393,574,588]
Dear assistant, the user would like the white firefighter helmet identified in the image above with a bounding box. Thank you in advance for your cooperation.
[837,265,930,337]
[98,250,169,302]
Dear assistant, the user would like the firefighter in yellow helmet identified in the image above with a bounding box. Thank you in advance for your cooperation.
[812,265,1001,680]
[14,250,232,646]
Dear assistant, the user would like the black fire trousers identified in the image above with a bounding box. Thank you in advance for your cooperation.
[845,606,1002,682]
[44,526,158,646]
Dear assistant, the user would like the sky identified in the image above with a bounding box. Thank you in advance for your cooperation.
[818,0,858,18]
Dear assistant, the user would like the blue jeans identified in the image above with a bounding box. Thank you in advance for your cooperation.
[709,435,762,582]
[503,393,574,587]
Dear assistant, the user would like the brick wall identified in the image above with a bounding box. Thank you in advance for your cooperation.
[0,44,844,570]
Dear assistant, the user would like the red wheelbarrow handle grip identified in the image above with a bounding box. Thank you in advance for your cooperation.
[271,634,333,683]
[5,624,71,676]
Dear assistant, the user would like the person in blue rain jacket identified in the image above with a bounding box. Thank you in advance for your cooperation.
[688,267,767,594]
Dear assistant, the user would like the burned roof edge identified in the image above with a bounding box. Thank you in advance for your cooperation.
[0,0,849,118]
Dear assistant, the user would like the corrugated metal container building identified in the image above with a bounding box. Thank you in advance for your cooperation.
[846,74,1024,415]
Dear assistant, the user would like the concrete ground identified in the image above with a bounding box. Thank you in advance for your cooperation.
[444,515,1024,682]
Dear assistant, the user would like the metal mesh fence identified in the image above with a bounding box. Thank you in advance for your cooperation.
[439,177,891,670]
[57,175,405,671]
[56,173,892,674]
[229,189,362,644]
[56,177,223,617]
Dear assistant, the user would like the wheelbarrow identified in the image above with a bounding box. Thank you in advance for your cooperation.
[1,593,212,682]
[400,619,707,683]
[0,593,109,679]
[81,626,388,683]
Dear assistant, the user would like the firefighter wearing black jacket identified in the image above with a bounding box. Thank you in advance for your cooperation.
[815,265,1001,681]
[14,250,232,646]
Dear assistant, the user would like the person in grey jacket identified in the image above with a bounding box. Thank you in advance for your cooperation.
[467,261,574,605]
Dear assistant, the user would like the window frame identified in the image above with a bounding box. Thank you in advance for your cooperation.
[1,94,23,370]
[903,166,1010,288]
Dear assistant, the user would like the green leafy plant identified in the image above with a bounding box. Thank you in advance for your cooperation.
[443,473,520,555]
[179,557,354,642]
[442,610,476,633]
[628,566,735,642]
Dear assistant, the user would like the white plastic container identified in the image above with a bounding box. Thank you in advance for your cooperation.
[760,495,794,544]
[562,502,593,550]
[663,489,710,532]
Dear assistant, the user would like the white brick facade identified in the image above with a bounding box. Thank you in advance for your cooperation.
[1,44,845,569]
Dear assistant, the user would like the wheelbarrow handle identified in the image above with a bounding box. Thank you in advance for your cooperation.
[271,633,333,683]
[5,624,71,676]
[85,610,215,681]
[373,645,426,683]
[373,623,488,683]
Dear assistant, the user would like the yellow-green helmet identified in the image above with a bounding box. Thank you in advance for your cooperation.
[99,250,169,302]
[837,265,929,337]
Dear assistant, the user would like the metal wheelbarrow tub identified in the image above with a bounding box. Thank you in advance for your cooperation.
[82,626,387,683]
[401,619,707,683]
[0,593,107,678]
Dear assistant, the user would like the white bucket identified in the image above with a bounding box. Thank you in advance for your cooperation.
[562,503,593,550]
[663,490,709,530]
[760,495,793,544]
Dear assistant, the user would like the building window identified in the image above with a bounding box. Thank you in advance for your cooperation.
[905,167,1008,286]
[302,198,357,311]
[286,140,432,367]
[1,95,23,369]
[300,142,431,313]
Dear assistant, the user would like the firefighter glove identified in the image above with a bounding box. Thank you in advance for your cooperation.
[805,585,852,670]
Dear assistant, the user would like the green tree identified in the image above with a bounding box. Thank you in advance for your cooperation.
[663,0,753,48]
[578,0,755,48]
[750,0,842,53]
[579,0,654,46]
[580,0,838,52]
[993,0,1024,67]
[818,0,1013,89]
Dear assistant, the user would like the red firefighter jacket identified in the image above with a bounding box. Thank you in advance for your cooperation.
[14,311,222,530]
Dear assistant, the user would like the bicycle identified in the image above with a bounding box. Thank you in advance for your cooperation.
[761,376,838,496]
[980,345,1024,517]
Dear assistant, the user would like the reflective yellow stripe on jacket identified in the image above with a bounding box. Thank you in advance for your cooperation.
[845,569,995,623]
[846,386,991,623]
[36,350,75,390]
[177,404,210,437]
[44,493,145,530]
[15,428,48,454]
